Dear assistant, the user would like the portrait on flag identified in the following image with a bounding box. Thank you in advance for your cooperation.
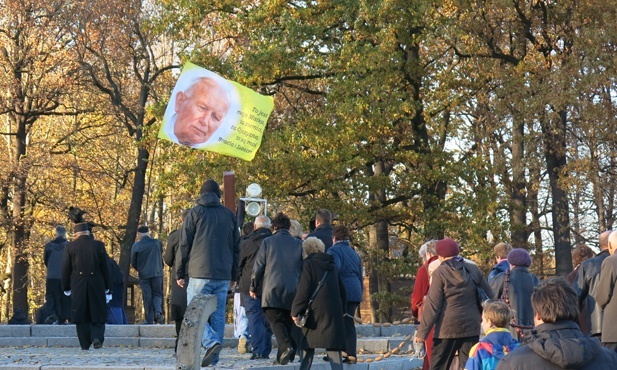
[159,62,274,161]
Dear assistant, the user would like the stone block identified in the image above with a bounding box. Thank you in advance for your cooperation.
[224,324,234,338]
[42,367,144,370]
[3,366,40,370]
[380,324,414,337]
[105,325,140,337]
[32,325,75,338]
[46,337,80,347]
[389,338,413,352]
[0,325,31,337]
[139,338,175,348]
[366,358,405,370]
[0,337,46,347]
[357,338,390,354]
[356,325,381,337]
[139,325,175,338]
[104,337,140,347]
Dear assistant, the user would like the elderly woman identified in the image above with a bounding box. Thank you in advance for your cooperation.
[292,237,347,370]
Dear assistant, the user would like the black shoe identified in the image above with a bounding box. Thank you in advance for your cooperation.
[92,339,102,349]
[279,347,293,365]
[201,343,222,367]
[155,312,164,324]
[323,355,330,361]
[250,353,269,360]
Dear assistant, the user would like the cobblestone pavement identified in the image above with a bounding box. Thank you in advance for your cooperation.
[0,346,422,369]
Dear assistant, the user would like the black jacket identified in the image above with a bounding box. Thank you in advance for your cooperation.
[291,252,346,350]
[131,235,163,279]
[497,321,617,369]
[490,266,539,339]
[44,237,68,280]
[237,228,272,295]
[176,192,241,281]
[577,249,610,336]
[250,229,303,309]
[164,229,187,308]
[307,223,333,251]
[62,235,111,323]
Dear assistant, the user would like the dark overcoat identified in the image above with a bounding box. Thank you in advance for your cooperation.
[291,252,346,350]
[596,253,617,343]
[62,235,111,323]
[164,229,187,307]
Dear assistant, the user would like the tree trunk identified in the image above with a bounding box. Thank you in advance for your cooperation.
[119,145,149,304]
[542,111,572,276]
[510,118,528,248]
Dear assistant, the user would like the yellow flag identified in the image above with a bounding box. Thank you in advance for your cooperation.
[158,62,274,161]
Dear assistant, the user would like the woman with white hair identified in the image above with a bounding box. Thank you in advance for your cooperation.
[292,237,346,370]
[410,240,438,370]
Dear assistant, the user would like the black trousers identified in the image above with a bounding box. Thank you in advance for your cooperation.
[75,322,105,350]
[300,348,343,370]
[264,308,297,361]
[45,279,71,322]
[431,336,478,370]
[344,302,359,357]
[170,304,186,353]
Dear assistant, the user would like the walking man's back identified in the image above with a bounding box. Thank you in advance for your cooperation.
[176,179,240,367]
[131,225,164,324]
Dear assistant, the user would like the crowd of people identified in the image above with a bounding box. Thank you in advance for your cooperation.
[37,178,617,370]
[411,234,617,370]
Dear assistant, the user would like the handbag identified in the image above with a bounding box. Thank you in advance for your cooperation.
[464,264,490,310]
[295,271,328,328]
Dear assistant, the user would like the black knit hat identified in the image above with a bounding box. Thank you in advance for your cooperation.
[137,225,149,233]
[508,248,532,267]
[200,179,221,198]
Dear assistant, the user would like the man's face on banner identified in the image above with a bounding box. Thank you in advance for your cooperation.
[174,78,230,146]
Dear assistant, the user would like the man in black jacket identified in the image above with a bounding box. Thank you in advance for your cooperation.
[131,225,164,324]
[250,212,303,365]
[577,230,612,339]
[176,179,240,367]
[164,210,189,353]
[307,209,333,252]
[238,215,273,360]
[497,277,617,369]
[44,225,70,324]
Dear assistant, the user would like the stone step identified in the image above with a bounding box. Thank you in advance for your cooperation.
[0,323,414,339]
[0,324,416,351]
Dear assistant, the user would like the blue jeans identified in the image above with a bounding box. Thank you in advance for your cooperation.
[187,278,229,364]
[243,293,272,357]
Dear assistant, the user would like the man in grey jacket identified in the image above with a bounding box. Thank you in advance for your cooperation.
[131,225,164,324]
[176,179,240,367]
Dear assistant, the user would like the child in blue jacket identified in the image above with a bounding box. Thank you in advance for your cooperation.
[465,300,519,370]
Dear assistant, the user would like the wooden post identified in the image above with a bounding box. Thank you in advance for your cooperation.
[223,171,235,212]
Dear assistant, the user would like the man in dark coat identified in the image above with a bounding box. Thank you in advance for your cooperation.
[238,215,273,360]
[44,225,71,324]
[327,224,362,363]
[307,209,333,252]
[292,237,347,370]
[106,256,127,324]
[490,248,539,340]
[131,225,164,324]
[62,222,111,350]
[596,230,617,351]
[176,179,240,367]
[414,238,493,370]
[577,230,612,339]
[250,212,303,365]
[497,277,617,369]
[163,210,189,353]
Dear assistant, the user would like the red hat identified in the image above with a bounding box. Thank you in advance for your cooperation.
[436,238,460,258]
